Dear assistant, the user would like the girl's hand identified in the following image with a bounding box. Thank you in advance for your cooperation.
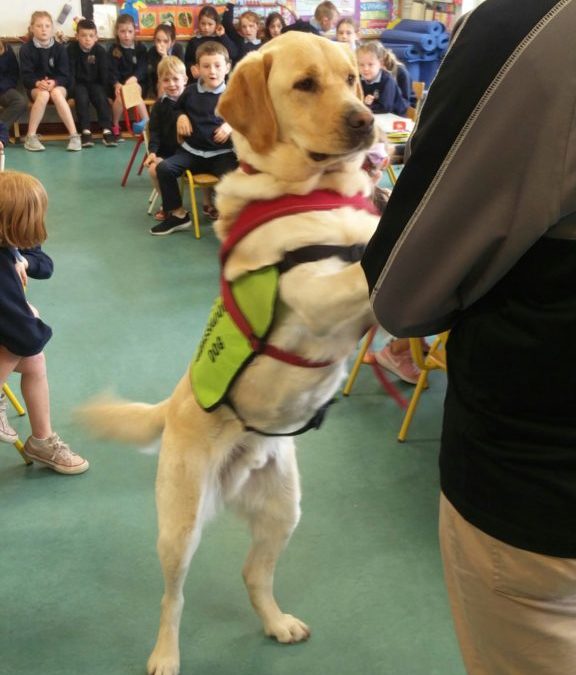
[215,24,225,36]
[364,94,374,106]
[143,152,157,167]
[177,114,192,137]
[15,260,28,288]
[114,82,123,96]
[213,122,231,143]
[45,79,56,91]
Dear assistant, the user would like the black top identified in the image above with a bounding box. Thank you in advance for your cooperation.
[19,40,71,91]
[0,247,53,357]
[148,96,178,157]
[0,43,19,95]
[222,3,261,63]
[67,41,109,88]
[361,70,408,115]
[108,42,148,89]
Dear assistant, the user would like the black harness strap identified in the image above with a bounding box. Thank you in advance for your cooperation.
[277,244,366,274]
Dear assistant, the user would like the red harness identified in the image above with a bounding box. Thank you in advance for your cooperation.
[220,189,376,369]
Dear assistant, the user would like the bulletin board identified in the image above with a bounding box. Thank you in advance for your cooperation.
[1,0,82,38]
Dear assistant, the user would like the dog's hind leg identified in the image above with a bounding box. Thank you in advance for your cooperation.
[234,437,311,644]
[147,428,210,675]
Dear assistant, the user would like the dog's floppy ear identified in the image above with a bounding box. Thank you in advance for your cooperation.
[217,51,277,155]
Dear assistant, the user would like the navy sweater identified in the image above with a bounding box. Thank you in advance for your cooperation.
[0,43,20,95]
[0,121,8,146]
[108,43,148,89]
[0,246,53,357]
[148,96,178,157]
[19,40,71,91]
[222,3,261,62]
[361,69,408,116]
[175,83,233,153]
[67,41,109,88]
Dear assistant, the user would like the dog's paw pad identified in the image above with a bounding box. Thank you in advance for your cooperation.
[266,614,311,643]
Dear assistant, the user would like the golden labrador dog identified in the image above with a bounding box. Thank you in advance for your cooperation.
[81,32,379,675]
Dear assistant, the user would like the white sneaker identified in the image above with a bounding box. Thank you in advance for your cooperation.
[0,393,18,444]
[23,433,89,475]
[24,134,46,152]
[67,134,82,152]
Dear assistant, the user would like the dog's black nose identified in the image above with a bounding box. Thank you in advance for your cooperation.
[346,108,374,135]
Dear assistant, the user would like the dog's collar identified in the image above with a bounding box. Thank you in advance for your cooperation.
[239,160,261,175]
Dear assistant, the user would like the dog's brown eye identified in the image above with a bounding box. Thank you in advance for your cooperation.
[293,77,317,92]
[347,74,356,87]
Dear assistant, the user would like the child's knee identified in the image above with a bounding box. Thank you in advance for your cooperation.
[19,352,47,375]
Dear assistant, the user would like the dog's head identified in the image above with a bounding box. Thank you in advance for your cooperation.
[217,32,376,181]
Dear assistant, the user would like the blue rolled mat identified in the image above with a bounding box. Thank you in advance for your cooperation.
[380,29,436,52]
[395,19,445,35]
[383,42,421,61]
[436,33,450,50]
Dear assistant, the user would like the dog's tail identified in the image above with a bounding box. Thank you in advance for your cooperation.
[76,394,169,445]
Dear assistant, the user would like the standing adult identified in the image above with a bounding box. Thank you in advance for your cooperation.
[362,1,576,673]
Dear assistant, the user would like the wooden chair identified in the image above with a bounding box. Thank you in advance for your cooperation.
[397,332,449,442]
[120,82,148,187]
[412,80,426,116]
[2,383,32,465]
[183,170,219,240]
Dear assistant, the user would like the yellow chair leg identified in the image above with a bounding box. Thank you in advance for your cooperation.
[397,370,430,442]
[342,326,377,396]
[3,383,26,416]
[13,438,32,465]
[185,170,201,239]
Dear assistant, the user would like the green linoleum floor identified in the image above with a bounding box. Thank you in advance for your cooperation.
[0,141,462,675]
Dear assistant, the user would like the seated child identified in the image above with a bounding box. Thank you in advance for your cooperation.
[147,22,185,98]
[382,47,412,111]
[284,1,340,36]
[143,56,187,222]
[223,2,262,62]
[67,19,117,148]
[184,6,237,76]
[152,42,238,236]
[357,41,408,116]
[108,13,149,141]
[0,39,28,132]
[336,17,359,50]
[263,12,286,42]
[19,11,81,152]
[0,170,89,474]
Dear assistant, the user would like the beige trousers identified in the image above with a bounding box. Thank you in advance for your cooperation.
[439,493,576,675]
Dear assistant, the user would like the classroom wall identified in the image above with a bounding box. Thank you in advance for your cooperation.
[1,0,82,38]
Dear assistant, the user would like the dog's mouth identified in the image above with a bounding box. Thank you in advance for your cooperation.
[308,151,342,162]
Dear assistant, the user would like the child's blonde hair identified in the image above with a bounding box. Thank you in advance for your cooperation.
[157,55,186,80]
[356,40,386,64]
[0,171,48,248]
[29,11,53,36]
[314,1,339,21]
[382,47,401,78]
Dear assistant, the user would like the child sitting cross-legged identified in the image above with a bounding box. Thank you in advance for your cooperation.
[143,56,187,223]
[0,171,89,474]
[152,42,238,236]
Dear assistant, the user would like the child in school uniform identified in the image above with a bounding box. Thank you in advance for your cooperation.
[19,11,81,152]
[152,42,238,236]
[183,6,237,77]
[284,1,340,36]
[108,13,149,142]
[147,22,184,99]
[67,19,117,148]
[357,41,408,116]
[0,39,28,132]
[263,12,286,42]
[0,171,89,474]
[335,16,359,50]
[222,2,262,62]
[143,56,187,222]
[382,47,412,111]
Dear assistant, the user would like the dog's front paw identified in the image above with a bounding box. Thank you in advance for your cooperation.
[265,614,311,643]
[147,647,180,675]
